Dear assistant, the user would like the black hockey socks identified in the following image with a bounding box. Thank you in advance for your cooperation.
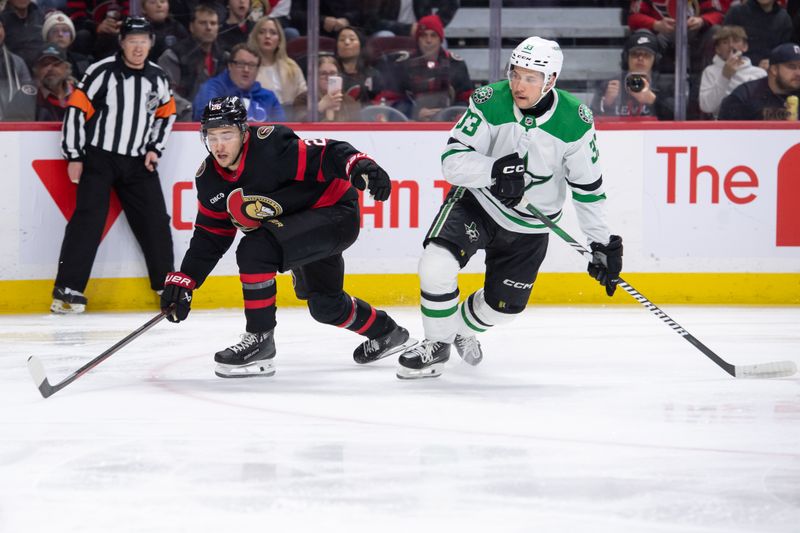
[308,293,391,339]
[240,272,277,333]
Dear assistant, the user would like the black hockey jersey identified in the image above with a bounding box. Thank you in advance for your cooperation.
[180,124,361,286]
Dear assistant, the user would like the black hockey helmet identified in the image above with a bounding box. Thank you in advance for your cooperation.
[120,16,154,39]
[200,96,249,134]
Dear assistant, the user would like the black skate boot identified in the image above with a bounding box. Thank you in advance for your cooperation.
[214,330,276,378]
[454,334,482,366]
[396,339,450,379]
[50,286,88,314]
[353,323,416,364]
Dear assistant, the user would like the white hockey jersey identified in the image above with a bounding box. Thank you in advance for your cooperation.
[441,81,611,245]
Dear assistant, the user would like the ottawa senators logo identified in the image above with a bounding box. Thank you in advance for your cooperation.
[195,160,206,177]
[226,188,283,231]
[257,126,274,139]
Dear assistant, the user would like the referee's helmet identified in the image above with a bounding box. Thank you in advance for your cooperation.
[120,16,154,39]
[201,96,249,134]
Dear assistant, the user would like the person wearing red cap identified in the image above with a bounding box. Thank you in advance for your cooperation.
[383,14,472,120]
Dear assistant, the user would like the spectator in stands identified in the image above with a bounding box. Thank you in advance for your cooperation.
[76,1,128,60]
[335,25,383,103]
[699,25,767,117]
[254,0,300,40]
[249,16,306,106]
[293,54,360,121]
[5,44,76,121]
[0,0,45,69]
[628,0,722,73]
[192,42,285,121]
[170,0,226,30]
[159,4,225,103]
[590,29,675,120]
[142,0,189,61]
[0,18,33,120]
[42,11,93,79]
[290,0,362,38]
[363,0,459,37]
[385,14,471,120]
[724,0,794,69]
[218,0,255,51]
[718,42,800,119]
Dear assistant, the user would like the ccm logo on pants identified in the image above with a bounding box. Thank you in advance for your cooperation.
[503,279,533,289]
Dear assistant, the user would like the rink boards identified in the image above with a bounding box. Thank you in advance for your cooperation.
[0,122,798,312]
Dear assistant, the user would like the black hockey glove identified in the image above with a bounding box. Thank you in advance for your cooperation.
[490,153,526,208]
[346,153,392,201]
[588,235,623,297]
[161,272,196,323]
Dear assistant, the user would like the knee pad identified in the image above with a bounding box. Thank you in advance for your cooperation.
[418,243,459,295]
[307,293,349,325]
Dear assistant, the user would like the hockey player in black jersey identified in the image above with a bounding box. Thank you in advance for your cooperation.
[160,96,415,377]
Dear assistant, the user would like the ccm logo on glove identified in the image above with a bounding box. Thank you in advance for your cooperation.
[503,164,525,174]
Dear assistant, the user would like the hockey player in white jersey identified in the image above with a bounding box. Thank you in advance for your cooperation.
[397,36,623,379]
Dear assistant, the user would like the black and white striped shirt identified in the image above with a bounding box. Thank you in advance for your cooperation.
[62,54,176,161]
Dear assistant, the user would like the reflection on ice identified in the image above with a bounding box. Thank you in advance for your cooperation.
[0,306,798,532]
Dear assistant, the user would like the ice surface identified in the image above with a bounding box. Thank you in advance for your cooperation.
[1,306,798,533]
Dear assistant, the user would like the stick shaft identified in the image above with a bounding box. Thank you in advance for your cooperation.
[30,310,169,398]
[522,203,740,376]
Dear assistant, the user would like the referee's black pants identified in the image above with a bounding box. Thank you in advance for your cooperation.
[55,147,174,293]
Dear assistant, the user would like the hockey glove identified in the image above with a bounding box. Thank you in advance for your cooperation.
[161,272,196,323]
[346,153,392,201]
[490,153,526,208]
[588,235,623,297]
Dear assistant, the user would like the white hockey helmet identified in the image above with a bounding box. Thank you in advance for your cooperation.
[507,36,563,88]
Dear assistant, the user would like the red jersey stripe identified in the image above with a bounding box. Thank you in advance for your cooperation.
[198,202,229,219]
[294,140,307,181]
[196,224,236,237]
[311,179,351,209]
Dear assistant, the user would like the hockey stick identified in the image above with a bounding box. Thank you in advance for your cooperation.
[523,202,797,379]
[27,307,172,398]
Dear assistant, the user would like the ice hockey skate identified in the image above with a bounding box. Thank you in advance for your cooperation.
[396,339,451,379]
[454,334,483,366]
[214,330,276,378]
[50,286,88,314]
[353,323,416,364]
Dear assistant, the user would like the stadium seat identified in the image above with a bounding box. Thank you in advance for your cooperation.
[360,105,410,122]
[433,106,468,122]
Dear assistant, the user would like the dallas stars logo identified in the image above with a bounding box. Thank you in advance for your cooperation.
[579,104,594,124]
[464,222,480,243]
[472,86,494,104]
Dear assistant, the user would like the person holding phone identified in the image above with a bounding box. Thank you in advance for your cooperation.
[699,25,766,118]
[293,55,360,122]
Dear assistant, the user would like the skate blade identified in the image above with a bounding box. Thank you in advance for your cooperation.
[458,352,482,367]
[215,360,275,378]
[50,300,85,314]
[396,362,445,380]
[355,339,419,365]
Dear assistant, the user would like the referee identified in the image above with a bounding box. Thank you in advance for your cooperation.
[52,17,177,314]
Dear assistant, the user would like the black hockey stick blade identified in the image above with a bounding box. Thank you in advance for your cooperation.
[523,203,798,379]
[27,308,171,399]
